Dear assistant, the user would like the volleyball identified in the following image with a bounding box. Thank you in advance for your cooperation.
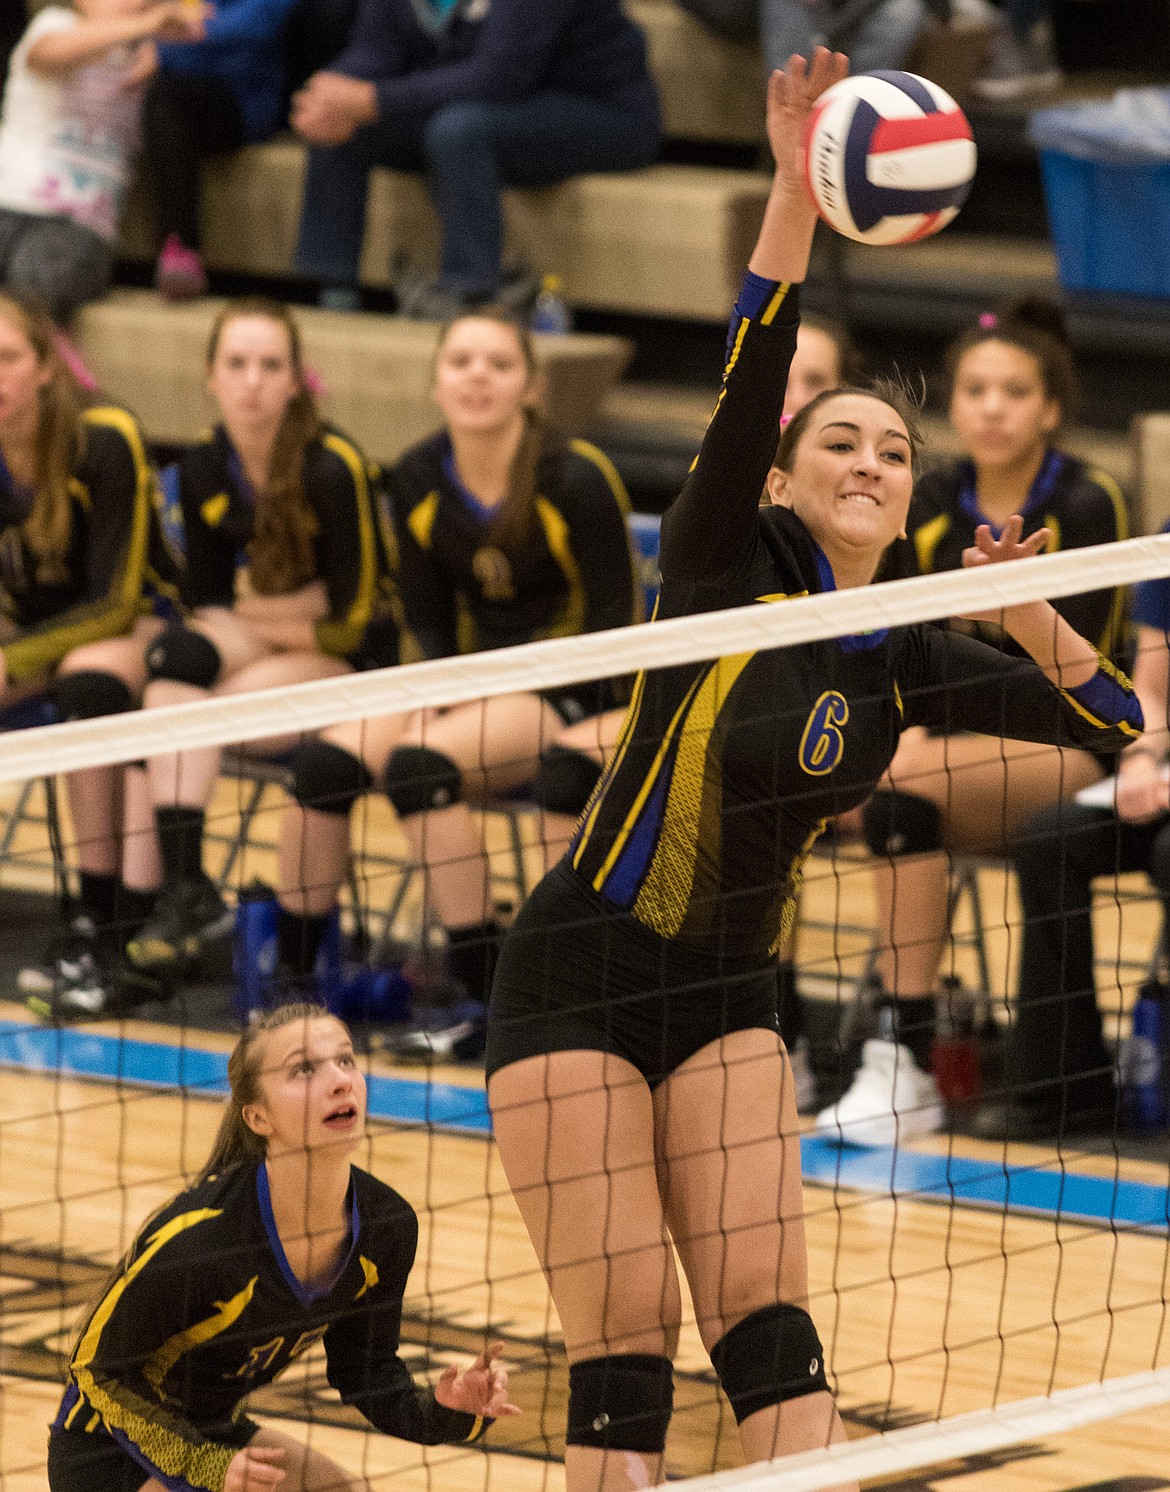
[801,71,977,246]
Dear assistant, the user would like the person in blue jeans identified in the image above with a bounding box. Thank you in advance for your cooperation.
[676,0,928,78]
[291,0,661,318]
[973,557,1170,1142]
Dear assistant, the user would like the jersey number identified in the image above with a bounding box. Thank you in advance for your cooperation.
[799,691,848,776]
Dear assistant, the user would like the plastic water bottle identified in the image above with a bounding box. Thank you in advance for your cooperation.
[931,975,981,1106]
[530,274,572,334]
[1121,980,1168,1133]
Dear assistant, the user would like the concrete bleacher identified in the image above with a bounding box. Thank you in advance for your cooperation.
[73,292,632,464]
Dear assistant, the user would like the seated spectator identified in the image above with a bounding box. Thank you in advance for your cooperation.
[676,0,929,78]
[263,309,637,1059]
[0,0,206,325]
[974,0,1061,100]
[817,299,1130,1148]
[144,0,302,301]
[0,293,181,1024]
[974,578,1169,1141]
[120,300,386,995]
[291,0,661,319]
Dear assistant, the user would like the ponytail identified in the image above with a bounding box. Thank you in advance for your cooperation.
[205,298,323,596]
[0,294,89,584]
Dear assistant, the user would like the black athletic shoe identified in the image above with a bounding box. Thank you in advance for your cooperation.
[125,876,233,969]
[17,913,100,996]
[385,1000,487,1065]
[26,949,168,1025]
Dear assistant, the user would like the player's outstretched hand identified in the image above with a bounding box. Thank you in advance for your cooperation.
[961,515,1050,569]
[224,1444,285,1490]
[434,1341,521,1420]
[765,47,849,190]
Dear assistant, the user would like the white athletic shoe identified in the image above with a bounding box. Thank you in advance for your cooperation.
[788,1037,817,1115]
[815,1039,944,1148]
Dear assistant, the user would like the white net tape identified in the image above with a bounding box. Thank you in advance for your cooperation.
[671,1367,1170,1490]
[1,532,1168,785]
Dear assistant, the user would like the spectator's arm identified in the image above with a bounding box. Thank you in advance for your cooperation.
[27,4,204,78]
[327,0,409,81]
[361,0,589,115]
[161,0,296,53]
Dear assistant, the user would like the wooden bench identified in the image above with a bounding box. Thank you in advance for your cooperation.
[73,290,632,463]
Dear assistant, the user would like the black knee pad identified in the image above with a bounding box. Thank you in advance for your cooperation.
[289,740,372,816]
[710,1303,828,1423]
[862,789,943,859]
[51,670,134,721]
[566,1354,674,1453]
[531,745,603,817]
[384,744,462,818]
[145,626,222,689]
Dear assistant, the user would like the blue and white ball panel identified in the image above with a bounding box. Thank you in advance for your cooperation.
[803,71,976,246]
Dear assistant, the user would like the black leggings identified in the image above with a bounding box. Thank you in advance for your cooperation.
[141,73,245,250]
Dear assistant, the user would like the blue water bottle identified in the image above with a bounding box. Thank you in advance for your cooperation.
[1121,980,1168,1133]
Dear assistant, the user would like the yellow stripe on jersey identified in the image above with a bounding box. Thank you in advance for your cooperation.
[572,669,647,871]
[759,283,791,325]
[534,496,585,638]
[591,673,705,894]
[143,1276,257,1399]
[913,512,950,574]
[1057,685,1142,738]
[72,1207,234,1492]
[632,651,756,938]
[407,491,440,550]
[315,433,379,658]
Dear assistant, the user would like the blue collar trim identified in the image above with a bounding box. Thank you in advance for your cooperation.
[256,1162,359,1306]
[441,436,501,523]
[957,448,1065,535]
[812,537,889,652]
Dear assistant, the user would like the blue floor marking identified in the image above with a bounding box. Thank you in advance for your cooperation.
[0,1019,492,1134]
[3,1020,1166,1223]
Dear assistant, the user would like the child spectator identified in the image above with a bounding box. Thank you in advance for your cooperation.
[144,0,301,301]
[0,0,206,325]
[291,0,661,319]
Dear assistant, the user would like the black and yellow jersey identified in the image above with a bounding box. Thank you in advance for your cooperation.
[0,406,179,682]
[387,430,637,661]
[175,424,384,662]
[884,450,1129,659]
[566,273,1142,963]
[51,1164,481,1492]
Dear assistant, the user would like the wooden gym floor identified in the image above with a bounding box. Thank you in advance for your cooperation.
[0,776,1167,1491]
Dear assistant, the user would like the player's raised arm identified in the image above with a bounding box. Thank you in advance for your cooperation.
[660,50,848,585]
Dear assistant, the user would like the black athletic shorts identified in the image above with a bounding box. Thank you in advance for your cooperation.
[47,1418,257,1491]
[485,862,780,1088]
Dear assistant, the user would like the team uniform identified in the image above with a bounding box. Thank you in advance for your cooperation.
[47,1164,487,1492]
[885,449,1129,659]
[170,423,387,663]
[0,405,179,684]
[388,431,637,719]
[485,273,1143,1088]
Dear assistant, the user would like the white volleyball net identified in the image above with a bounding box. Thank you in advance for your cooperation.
[1,534,1169,1492]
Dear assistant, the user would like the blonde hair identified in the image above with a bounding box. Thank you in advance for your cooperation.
[0,294,88,584]
[435,307,547,553]
[206,298,323,595]
[196,1002,344,1182]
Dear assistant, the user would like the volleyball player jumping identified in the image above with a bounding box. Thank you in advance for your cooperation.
[486,50,1142,1492]
[47,1004,518,1492]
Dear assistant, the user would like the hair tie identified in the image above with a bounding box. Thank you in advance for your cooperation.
[302,364,327,399]
[51,330,99,391]
[779,413,792,429]
[978,312,999,331]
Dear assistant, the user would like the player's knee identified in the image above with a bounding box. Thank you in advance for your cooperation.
[51,670,135,721]
[145,626,222,689]
[288,740,372,816]
[384,745,463,819]
[862,789,942,859]
[566,1354,674,1453]
[531,745,602,817]
[710,1303,828,1423]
